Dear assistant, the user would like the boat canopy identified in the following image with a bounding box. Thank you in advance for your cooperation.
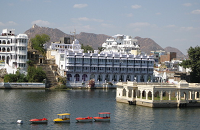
[98,112,110,114]
[57,113,70,116]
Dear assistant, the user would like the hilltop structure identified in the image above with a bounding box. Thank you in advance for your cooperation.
[48,34,154,87]
[0,29,28,74]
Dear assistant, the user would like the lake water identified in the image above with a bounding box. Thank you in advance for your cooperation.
[0,89,200,130]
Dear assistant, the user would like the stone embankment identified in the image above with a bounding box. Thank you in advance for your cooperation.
[0,82,45,89]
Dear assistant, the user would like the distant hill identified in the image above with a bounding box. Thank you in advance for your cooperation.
[164,46,186,58]
[25,24,70,42]
[24,25,186,58]
[134,36,164,54]
[76,32,112,49]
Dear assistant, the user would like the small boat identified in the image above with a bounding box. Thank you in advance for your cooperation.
[76,116,93,122]
[17,120,23,124]
[29,118,48,124]
[53,113,70,123]
[93,112,111,122]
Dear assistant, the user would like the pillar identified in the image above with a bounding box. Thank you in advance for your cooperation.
[117,75,120,82]
[109,74,113,82]
[94,74,98,82]
[124,74,127,82]
[144,75,147,82]
[137,75,141,82]
[87,74,91,80]
[136,90,138,99]
[102,74,106,82]
[176,91,179,101]
[126,89,129,98]
[184,93,186,100]
[160,91,163,100]
[192,91,195,101]
[132,89,134,98]
[152,91,154,101]
[189,91,192,100]
[146,91,148,100]
[195,92,197,99]
[179,91,181,101]
[71,74,75,83]
[130,75,134,81]
[169,91,171,100]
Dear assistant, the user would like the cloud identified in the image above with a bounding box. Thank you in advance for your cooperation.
[180,26,194,31]
[58,24,94,34]
[133,28,141,32]
[174,38,187,42]
[183,3,192,7]
[0,21,17,26]
[191,9,200,14]
[75,17,103,22]
[126,13,133,17]
[129,22,150,27]
[73,4,88,8]
[166,25,176,28]
[131,5,141,9]
[31,20,51,26]
[101,23,114,28]
[156,12,161,15]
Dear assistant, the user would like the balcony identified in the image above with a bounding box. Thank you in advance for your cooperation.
[17,59,27,63]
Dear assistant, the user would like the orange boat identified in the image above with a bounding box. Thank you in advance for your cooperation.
[76,116,93,122]
[93,112,110,122]
[29,118,48,124]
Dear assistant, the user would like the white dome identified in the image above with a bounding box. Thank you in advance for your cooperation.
[102,42,107,47]
[112,42,117,46]
[17,34,28,39]
[74,39,80,44]
[136,45,140,48]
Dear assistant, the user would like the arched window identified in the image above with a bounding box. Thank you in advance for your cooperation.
[67,74,72,81]
[7,40,10,44]
[3,40,6,44]
[74,74,80,81]
[0,40,1,44]
[148,91,152,100]
[7,48,10,52]
[82,74,87,81]
[122,88,126,96]
[142,90,146,99]
[2,48,6,52]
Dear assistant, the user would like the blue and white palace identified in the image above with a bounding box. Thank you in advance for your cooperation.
[49,34,154,87]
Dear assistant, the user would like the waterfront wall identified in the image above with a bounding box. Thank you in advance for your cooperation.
[0,82,45,89]
[66,82,116,89]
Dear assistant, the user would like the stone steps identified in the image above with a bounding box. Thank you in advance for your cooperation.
[37,64,58,88]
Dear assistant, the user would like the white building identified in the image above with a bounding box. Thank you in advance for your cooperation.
[0,29,28,74]
[50,34,154,86]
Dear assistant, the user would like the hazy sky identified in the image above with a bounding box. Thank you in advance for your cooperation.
[0,0,200,54]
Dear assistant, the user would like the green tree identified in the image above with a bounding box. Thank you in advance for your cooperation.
[4,74,17,82]
[4,70,27,82]
[81,44,94,53]
[180,46,200,83]
[27,66,46,82]
[27,60,34,66]
[98,47,104,52]
[58,76,67,85]
[30,34,50,56]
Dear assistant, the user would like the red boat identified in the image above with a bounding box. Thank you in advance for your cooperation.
[76,116,93,122]
[29,118,48,124]
[93,112,111,122]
